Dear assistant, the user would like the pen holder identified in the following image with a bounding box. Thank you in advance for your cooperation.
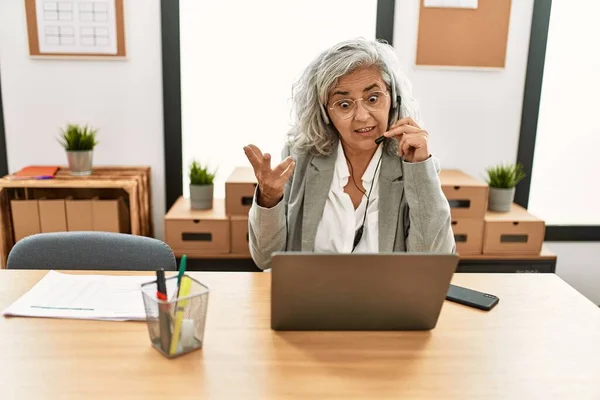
[141,275,210,358]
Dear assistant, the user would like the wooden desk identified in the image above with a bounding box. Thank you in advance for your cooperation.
[1,271,599,399]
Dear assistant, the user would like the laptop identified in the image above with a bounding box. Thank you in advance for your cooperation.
[270,252,459,331]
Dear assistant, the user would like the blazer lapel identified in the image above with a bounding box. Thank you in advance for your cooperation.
[301,148,337,251]
[378,150,404,252]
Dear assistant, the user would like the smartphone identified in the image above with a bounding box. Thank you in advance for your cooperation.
[446,284,499,311]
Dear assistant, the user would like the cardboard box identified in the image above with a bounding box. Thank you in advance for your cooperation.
[439,169,488,219]
[225,167,257,216]
[165,197,230,256]
[65,200,93,231]
[92,198,130,233]
[483,203,545,255]
[230,216,250,255]
[10,200,41,241]
[38,200,67,233]
[451,219,484,255]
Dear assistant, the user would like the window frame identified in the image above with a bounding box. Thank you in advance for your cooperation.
[0,62,8,177]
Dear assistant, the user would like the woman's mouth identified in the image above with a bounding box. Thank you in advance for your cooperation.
[354,126,376,136]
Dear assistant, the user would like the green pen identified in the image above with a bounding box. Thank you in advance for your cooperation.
[177,254,187,288]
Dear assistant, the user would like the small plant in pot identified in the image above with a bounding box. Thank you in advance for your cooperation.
[189,160,216,210]
[485,162,526,212]
[58,123,98,176]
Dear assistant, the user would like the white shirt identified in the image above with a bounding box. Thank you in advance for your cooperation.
[314,142,383,253]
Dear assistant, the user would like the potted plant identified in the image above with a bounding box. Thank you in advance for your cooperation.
[189,160,216,210]
[58,123,98,176]
[485,162,526,212]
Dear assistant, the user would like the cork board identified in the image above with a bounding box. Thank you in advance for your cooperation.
[24,0,126,58]
[416,0,512,68]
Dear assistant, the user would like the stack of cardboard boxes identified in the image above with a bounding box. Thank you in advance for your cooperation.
[164,167,546,258]
[440,170,545,256]
[226,167,257,255]
[164,167,256,258]
[11,198,130,242]
[440,170,488,255]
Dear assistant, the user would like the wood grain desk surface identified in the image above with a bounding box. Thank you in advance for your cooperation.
[1,270,599,399]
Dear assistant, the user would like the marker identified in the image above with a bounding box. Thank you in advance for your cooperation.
[156,268,167,299]
[177,255,187,287]
[156,268,171,353]
[169,276,193,355]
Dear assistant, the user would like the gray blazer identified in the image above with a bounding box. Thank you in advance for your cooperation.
[248,142,455,270]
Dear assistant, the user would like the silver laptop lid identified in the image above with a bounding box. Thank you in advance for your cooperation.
[271,252,459,331]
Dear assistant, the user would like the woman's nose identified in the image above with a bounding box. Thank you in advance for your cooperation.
[353,100,370,121]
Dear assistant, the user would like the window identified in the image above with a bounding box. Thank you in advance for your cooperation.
[527,1,600,226]
[179,0,378,197]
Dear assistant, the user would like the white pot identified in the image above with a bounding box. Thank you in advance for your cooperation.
[190,184,213,210]
[67,150,93,176]
[488,187,515,212]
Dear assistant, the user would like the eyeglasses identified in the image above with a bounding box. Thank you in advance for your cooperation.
[328,91,390,120]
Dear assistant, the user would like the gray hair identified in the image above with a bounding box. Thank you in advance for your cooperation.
[288,38,421,156]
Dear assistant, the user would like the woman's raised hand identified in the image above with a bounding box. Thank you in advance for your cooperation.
[383,117,430,163]
[243,144,295,208]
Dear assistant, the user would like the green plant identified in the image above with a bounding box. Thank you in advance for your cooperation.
[485,162,526,188]
[189,160,216,185]
[58,124,98,151]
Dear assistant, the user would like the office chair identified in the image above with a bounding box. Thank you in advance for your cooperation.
[6,231,177,271]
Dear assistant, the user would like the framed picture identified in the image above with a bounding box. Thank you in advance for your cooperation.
[24,0,126,58]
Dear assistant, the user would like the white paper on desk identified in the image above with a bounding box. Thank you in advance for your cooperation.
[2,271,176,321]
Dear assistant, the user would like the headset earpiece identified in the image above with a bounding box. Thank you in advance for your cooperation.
[320,103,330,125]
[389,73,402,122]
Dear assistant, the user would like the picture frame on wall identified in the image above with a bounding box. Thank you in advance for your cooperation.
[24,0,126,59]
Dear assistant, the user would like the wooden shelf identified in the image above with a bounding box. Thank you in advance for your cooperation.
[177,246,557,274]
[0,166,153,268]
[179,249,557,262]
[459,245,556,261]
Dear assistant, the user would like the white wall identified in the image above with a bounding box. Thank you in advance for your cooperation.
[548,242,600,306]
[393,0,534,181]
[0,0,165,239]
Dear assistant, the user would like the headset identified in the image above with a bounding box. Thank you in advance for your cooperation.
[351,154,382,252]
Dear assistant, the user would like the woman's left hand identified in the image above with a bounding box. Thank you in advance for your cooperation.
[383,117,430,163]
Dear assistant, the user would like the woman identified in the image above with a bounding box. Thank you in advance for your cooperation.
[243,38,454,270]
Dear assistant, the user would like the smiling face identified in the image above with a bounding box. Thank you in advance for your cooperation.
[327,67,391,155]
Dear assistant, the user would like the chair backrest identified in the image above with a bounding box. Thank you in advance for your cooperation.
[7,232,177,271]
